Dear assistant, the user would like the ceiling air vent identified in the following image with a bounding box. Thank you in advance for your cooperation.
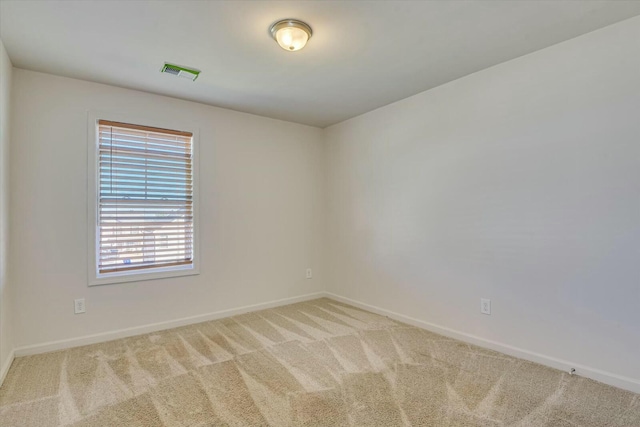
[161,63,200,81]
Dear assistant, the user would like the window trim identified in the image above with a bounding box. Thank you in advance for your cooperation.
[87,111,200,286]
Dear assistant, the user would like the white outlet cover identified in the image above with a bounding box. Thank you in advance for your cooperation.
[306,268,313,279]
[74,298,86,314]
[481,298,491,315]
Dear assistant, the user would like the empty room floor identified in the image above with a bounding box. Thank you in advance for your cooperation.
[0,298,638,427]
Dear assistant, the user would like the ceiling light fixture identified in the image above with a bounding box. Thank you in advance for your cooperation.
[270,19,312,52]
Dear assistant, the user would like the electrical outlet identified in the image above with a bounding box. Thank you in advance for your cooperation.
[480,298,491,315]
[306,268,313,279]
[74,298,86,314]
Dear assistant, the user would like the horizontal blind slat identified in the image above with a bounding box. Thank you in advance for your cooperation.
[100,133,190,144]
[99,260,192,274]
[100,166,191,177]
[99,132,192,147]
[100,225,193,232]
[99,138,191,152]
[100,210,192,215]
[99,258,192,268]
[100,165,191,176]
[100,201,192,208]
[98,120,193,137]
[100,194,192,201]
[100,239,192,250]
[100,183,193,191]
[100,146,190,160]
[99,152,191,165]
[99,247,193,258]
[99,147,192,161]
[99,142,190,156]
[100,231,194,238]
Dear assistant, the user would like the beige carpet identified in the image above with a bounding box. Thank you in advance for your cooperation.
[1,298,638,426]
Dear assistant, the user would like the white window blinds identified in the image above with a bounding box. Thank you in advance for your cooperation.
[97,120,194,275]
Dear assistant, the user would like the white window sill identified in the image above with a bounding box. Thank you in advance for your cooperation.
[89,264,199,287]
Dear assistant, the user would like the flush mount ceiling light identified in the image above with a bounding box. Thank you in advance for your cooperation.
[270,19,312,52]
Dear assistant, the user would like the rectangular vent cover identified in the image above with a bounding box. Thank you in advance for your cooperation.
[161,63,200,81]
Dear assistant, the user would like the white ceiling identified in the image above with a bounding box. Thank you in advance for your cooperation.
[2,1,639,128]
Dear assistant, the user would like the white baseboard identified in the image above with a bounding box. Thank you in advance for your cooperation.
[325,292,640,394]
[0,349,15,387]
[14,292,326,357]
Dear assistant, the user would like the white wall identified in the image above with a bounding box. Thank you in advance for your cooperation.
[10,69,326,349]
[0,40,14,379]
[325,16,640,386]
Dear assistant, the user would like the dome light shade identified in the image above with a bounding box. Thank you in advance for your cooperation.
[270,19,312,51]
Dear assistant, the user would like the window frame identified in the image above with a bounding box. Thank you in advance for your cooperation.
[87,112,200,286]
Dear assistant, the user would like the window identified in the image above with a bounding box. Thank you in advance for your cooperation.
[88,116,198,285]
